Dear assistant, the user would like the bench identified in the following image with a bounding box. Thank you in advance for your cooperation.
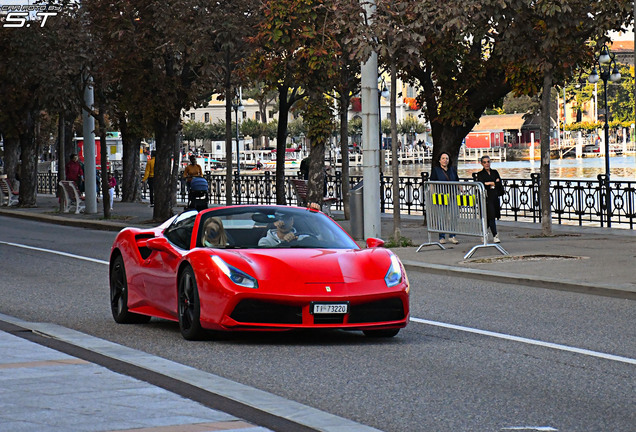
[59,180,85,214]
[290,179,337,216]
[0,178,19,206]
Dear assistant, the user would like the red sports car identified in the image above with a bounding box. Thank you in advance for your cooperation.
[109,205,409,340]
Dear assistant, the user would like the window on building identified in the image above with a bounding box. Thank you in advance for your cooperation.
[256,112,261,121]
[204,113,210,123]
[269,110,275,119]
[406,85,415,98]
[190,113,195,120]
[242,111,247,120]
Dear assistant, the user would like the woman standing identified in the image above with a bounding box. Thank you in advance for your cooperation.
[476,155,503,243]
[429,152,459,244]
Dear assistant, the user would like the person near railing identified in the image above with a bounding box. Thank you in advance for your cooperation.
[475,155,504,243]
[429,151,459,244]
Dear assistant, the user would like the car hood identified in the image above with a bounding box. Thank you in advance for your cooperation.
[221,248,392,284]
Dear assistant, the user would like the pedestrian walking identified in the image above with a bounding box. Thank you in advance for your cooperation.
[108,172,116,211]
[65,154,84,192]
[142,151,156,207]
[475,155,504,243]
[429,151,459,244]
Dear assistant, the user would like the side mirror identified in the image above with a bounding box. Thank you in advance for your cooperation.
[366,237,385,248]
[146,237,180,258]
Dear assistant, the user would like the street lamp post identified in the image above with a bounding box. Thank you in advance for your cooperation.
[378,77,389,152]
[232,93,244,203]
[588,43,621,227]
[232,95,244,175]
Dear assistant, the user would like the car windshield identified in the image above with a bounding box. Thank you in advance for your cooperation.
[196,206,359,249]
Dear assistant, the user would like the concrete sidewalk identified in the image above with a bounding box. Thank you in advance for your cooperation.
[0,318,271,432]
[1,194,634,299]
[0,313,383,432]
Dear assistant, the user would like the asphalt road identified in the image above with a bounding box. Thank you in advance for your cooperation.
[1,216,634,432]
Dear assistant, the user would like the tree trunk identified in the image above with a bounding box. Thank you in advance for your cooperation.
[119,114,142,203]
[57,113,66,212]
[305,94,331,205]
[64,117,75,156]
[97,116,110,218]
[540,71,553,235]
[307,140,325,205]
[339,94,350,220]
[429,123,473,168]
[18,110,38,207]
[4,136,20,190]
[153,115,180,221]
[390,62,401,242]
[171,127,181,208]
[225,82,234,206]
[275,84,291,205]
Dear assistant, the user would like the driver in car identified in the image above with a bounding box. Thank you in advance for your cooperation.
[258,214,308,247]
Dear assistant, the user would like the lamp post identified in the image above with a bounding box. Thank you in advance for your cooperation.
[378,77,389,151]
[232,94,244,175]
[588,43,621,227]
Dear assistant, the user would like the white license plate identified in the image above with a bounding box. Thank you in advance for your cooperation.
[312,303,349,314]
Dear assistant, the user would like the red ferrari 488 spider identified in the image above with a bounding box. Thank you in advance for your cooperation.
[109,205,409,340]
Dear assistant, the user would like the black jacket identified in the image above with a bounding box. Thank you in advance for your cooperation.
[429,166,458,182]
[476,168,503,219]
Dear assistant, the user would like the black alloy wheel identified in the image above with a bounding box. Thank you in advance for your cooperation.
[178,266,205,340]
[110,255,151,324]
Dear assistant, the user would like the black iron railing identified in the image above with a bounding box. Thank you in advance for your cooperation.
[37,171,635,229]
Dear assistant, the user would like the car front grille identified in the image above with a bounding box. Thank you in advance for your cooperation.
[348,298,405,323]
[230,299,302,324]
[313,314,345,324]
[230,297,405,326]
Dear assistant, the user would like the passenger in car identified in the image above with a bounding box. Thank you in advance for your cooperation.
[202,217,228,248]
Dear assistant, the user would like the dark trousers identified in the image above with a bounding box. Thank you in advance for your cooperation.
[487,218,497,236]
[148,177,154,205]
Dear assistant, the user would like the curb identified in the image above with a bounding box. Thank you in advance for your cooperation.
[401,260,636,300]
[0,313,383,432]
[0,208,141,231]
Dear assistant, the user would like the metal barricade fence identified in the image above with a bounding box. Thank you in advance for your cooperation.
[416,181,507,259]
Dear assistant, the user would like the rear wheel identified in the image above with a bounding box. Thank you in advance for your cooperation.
[363,329,400,338]
[110,255,151,324]
[178,266,205,340]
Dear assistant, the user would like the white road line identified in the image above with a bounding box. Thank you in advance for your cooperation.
[411,317,636,365]
[501,427,558,431]
[0,241,109,265]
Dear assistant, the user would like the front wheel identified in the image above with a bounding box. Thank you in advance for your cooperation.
[363,329,400,338]
[178,266,205,340]
[110,255,151,324]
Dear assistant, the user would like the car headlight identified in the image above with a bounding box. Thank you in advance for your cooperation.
[385,254,403,288]
[211,255,258,289]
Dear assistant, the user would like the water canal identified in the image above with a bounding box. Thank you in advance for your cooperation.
[355,155,636,180]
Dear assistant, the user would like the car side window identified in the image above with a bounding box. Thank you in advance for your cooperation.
[164,211,198,250]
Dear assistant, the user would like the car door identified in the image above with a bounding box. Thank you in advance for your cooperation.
[143,211,197,317]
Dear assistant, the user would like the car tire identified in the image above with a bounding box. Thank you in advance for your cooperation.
[363,329,400,338]
[178,266,205,340]
[110,255,151,324]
